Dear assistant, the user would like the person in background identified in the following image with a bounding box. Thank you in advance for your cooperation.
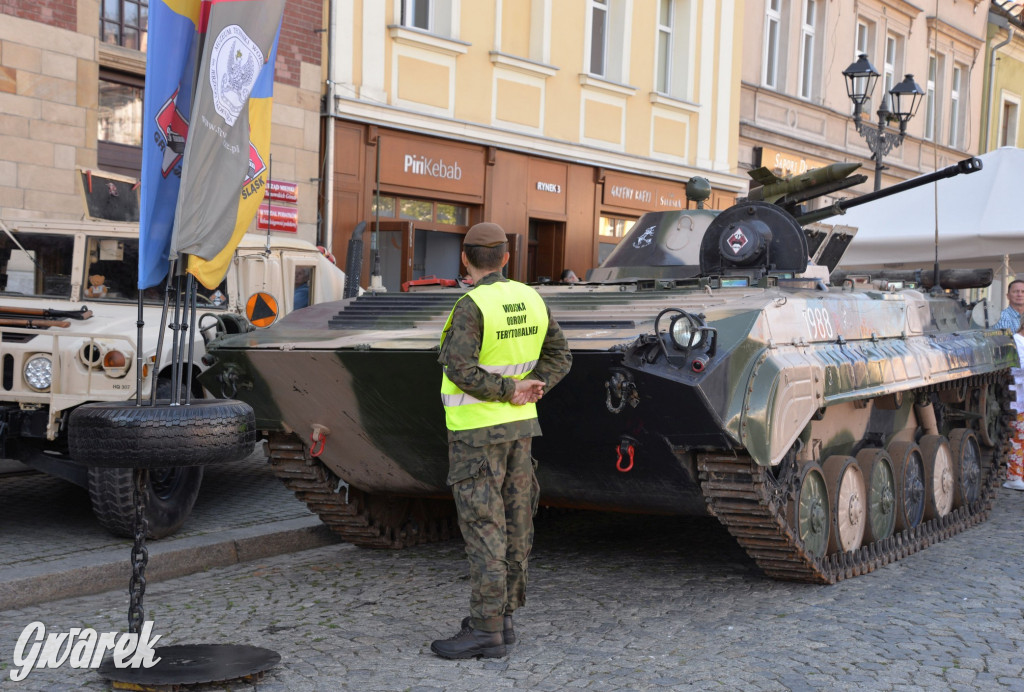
[293,266,311,310]
[559,268,579,284]
[995,279,1024,490]
[432,222,572,659]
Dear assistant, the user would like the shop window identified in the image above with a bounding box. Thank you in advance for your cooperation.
[373,196,469,226]
[101,0,149,51]
[400,199,433,221]
[599,216,636,239]
[371,195,397,218]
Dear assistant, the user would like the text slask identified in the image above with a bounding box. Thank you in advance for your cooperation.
[10,621,162,681]
[404,154,462,180]
[257,205,299,233]
[608,184,684,210]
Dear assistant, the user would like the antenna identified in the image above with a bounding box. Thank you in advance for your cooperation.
[264,155,273,256]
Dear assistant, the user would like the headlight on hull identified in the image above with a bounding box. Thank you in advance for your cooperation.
[24,355,53,391]
[670,314,704,350]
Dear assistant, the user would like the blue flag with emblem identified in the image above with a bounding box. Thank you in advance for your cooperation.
[137,0,202,289]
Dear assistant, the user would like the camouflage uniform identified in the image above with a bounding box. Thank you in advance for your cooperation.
[439,272,571,633]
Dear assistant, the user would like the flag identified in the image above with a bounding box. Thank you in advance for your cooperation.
[137,0,202,289]
[171,0,286,290]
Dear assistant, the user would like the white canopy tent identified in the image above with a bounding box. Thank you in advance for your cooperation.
[835,147,1024,308]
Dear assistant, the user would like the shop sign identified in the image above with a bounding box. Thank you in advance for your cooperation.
[257,204,299,233]
[265,179,298,203]
[603,173,687,212]
[379,133,485,198]
[528,158,568,216]
[758,146,829,178]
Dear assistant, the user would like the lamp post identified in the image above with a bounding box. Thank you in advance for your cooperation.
[842,53,925,191]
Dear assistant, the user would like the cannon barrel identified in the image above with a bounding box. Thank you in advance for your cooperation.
[793,156,982,225]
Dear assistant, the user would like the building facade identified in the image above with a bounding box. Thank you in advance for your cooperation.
[982,1,1024,152]
[0,0,323,241]
[325,0,746,289]
[739,0,988,202]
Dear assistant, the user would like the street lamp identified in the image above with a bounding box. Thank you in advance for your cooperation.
[842,53,925,191]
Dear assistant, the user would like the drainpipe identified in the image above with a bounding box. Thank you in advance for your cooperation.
[984,15,1014,152]
[321,0,336,254]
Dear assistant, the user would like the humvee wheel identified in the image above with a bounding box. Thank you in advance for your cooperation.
[919,435,954,519]
[822,456,866,554]
[793,463,829,559]
[88,465,204,539]
[888,441,926,531]
[948,428,982,507]
[856,448,896,543]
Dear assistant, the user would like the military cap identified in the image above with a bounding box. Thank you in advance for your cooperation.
[464,222,507,247]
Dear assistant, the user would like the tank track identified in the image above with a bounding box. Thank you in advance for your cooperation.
[266,433,458,549]
[698,372,1010,584]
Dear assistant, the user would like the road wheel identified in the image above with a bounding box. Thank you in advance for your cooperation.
[68,398,256,468]
[919,434,954,520]
[88,465,204,539]
[791,463,829,559]
[822,455,866,555]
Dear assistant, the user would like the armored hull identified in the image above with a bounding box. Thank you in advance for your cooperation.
[202,159,1015,582]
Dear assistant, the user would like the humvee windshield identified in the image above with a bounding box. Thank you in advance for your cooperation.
[0,231,226,304]
[0,232,75,298]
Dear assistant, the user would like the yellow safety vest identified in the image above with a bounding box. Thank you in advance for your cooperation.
[440,280,548,431]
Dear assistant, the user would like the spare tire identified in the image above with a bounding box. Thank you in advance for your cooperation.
[69,399,256,469]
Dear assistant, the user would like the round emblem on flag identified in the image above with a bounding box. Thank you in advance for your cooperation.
[246,292,279,328]
[209,25,263,127]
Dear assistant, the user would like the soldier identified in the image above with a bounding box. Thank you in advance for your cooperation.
[431,222,572,659]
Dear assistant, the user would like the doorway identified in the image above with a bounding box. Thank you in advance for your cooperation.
[527,219,565,283]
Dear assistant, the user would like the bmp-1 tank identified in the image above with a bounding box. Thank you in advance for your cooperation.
[200,157,1014,584]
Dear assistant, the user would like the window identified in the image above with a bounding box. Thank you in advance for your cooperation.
[101,0,149,51]
[589,0,608,77]
[401,0,431,31]
[948,64,963,148]
[656,0,673,94]
[371,196,469,226]
[883,34,898,96]
[97,71,144,178]
[798,0,818,99]
[1000,97,1019,147]
[763,0,782,89]
[0,233,75,298]
[399,0,454,37]
[598,216,636,238]
[924,55,937,141]
[855,21,871,57]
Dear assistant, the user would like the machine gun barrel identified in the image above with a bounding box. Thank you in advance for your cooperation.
[795,157,982,225]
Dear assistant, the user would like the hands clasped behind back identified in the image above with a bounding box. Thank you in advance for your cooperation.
[510,378,545,406]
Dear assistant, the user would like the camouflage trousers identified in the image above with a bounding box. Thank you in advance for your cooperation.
[447,437,540,633]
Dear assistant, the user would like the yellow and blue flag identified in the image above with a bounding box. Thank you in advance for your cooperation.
[137,0,202,289]
[171,0,286,290]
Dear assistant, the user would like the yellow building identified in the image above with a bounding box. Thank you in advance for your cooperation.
[325,0,746,288]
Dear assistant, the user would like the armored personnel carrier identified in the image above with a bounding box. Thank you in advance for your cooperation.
[201,157,1013,583]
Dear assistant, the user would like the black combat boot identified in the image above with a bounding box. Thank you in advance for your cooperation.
[460,615,515,645]
[431,622,506,659]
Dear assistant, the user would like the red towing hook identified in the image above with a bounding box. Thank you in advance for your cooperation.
[615,438,637,472]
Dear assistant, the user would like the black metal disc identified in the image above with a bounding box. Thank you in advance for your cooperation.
[98,644,280,685]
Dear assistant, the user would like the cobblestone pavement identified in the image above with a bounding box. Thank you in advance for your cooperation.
[1,486,1023,691]
[0,444,338,609]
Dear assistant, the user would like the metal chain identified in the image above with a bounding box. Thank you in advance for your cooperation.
[128,468,150,634]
